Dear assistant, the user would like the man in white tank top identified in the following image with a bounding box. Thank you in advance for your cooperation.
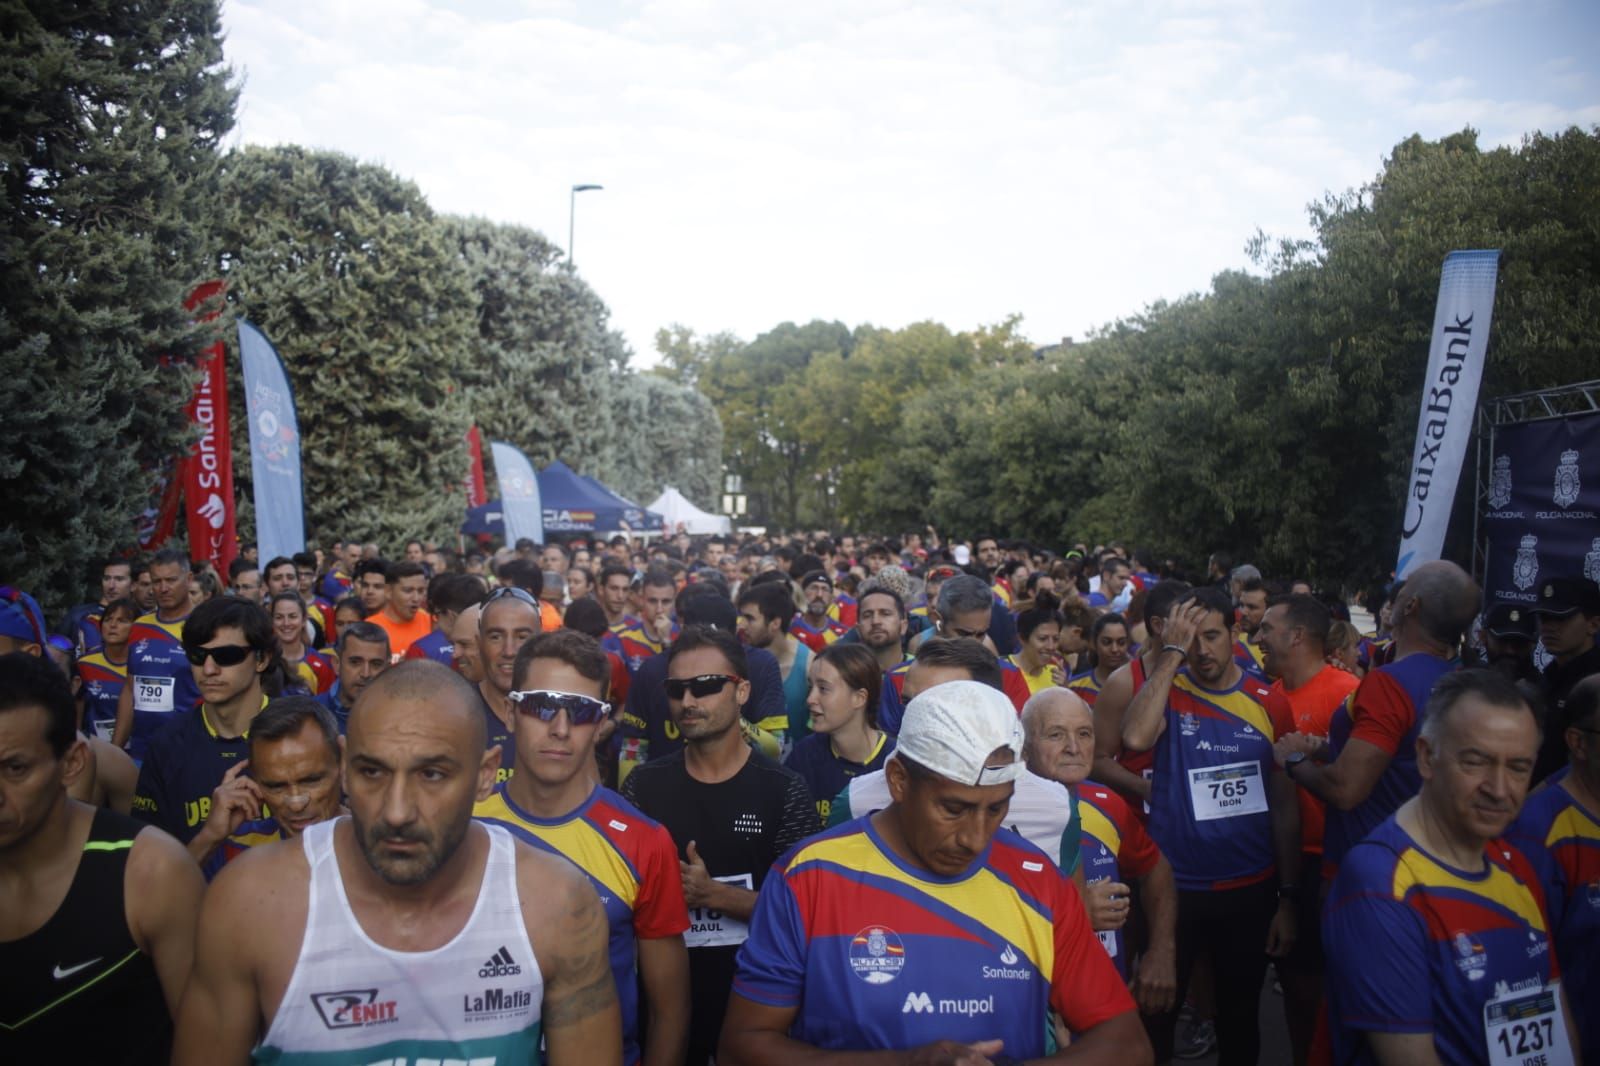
[172,660,622,1065]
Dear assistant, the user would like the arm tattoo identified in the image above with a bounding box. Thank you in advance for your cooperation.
[543,880,618,1029]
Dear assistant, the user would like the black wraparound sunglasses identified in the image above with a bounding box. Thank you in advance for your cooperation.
[184,644,255,667]
[665,674,741,700]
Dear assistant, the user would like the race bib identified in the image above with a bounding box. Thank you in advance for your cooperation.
[1188,761,1267,822]
[685,873,753,948]
[1096,929,1119,959]
[1484,982,1573,1066]
[132,675,174,714]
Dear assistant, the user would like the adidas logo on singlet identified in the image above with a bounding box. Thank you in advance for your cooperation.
[478,946,522,978]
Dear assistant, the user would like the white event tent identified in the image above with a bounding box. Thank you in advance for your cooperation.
[646,486,731,535]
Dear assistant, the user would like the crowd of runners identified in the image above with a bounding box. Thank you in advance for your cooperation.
[1,528,1596,1065]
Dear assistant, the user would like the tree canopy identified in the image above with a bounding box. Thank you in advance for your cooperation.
[0,0,238,612]
[689,128,1600,590]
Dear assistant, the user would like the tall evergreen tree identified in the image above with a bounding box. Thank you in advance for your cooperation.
[214,145,476,548]
[446,216,619,474]
[0,0,236,613]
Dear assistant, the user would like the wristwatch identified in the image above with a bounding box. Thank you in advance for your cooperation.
[1284,751,1309,778]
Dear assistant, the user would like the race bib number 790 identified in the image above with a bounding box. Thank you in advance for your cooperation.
[132,675,174,713]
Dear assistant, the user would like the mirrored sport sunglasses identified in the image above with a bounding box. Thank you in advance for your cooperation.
[485,586,539,608]
[664,674,740,701]
[184,644,255,667]
[506,689,611,725]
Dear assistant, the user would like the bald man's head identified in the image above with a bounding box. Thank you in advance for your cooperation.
[1021,687,1095,786]
[343,659,498,887]
[1396,561,1480,649]
[351,658,486,756]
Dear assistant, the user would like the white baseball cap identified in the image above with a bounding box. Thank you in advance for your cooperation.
[951,545,972,565]
[896,680,1022,787]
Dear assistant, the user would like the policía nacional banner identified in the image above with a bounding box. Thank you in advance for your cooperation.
[238,320,305,562]
[1482,411,1600,607]
[490,440,544,546]
[1395,250,1500,581]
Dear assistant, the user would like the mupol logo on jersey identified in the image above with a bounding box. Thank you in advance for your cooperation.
[1554,449,1581,508]
[902,991,934,1014]
[1196,740,1241,754]
[1585,538,1600,583]
[1451,931,1489,981]
[479,945,522,978]
[849,925,906,984]
[310,989,399,1029]
[1513,535,1539,591]
[1489,454,1513,510]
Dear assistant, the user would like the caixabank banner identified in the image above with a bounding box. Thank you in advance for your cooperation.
[1482,410,1600,606]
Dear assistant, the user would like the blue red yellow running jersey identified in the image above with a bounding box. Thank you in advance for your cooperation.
[474,784,689,1065]
[1068,668,1104,706]
[1324,815,1565,1066]
[1509,780,1599,1062]
[1077,781,1163,977]
[124,611,199,761]
[733,817,1133,1056]
[76,650,127,741]
[1145,669,1288,891]
[1322,654,1454,878]
[791,613,848,654]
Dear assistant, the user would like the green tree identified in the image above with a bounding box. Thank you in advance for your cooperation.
[447,216,621,475]
[597,373,724,511]
[0,0,237,613]
[213,145,475,548]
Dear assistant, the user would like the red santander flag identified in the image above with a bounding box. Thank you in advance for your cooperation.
[181,281,238,576]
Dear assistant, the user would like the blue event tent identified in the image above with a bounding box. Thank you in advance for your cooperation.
[462,460,663,537]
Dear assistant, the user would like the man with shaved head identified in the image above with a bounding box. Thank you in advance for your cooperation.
[1274,560,1480,883]
[173,660,622,1065]
[1024,688,1178,1019]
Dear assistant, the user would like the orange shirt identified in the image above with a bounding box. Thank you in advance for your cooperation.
[539,600,563,633]
[370,608,435,661]
[1267,664,1360,854]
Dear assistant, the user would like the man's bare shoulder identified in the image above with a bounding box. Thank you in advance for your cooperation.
[510,833,597,914]
[203,834,312,942]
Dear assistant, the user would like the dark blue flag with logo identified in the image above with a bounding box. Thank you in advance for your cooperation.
[1482,411,1600,607]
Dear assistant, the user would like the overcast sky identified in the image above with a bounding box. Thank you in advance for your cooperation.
[221,0,1600,365]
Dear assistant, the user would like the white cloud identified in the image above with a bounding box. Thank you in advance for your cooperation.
[218,0,1597,363]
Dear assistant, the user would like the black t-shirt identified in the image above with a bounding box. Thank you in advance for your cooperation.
[620,748,818,1058]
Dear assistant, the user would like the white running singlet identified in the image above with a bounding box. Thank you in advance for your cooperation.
[253,818,543,1065]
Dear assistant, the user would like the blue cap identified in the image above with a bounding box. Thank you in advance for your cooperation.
[0,587,49,646]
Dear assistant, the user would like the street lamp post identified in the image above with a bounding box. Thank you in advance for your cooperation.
[568,183,603,271]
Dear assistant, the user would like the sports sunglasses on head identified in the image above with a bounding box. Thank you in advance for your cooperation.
[665,674,741,700]
[485,586,539,608]
[184,644,255,667]
[506,689,610,724]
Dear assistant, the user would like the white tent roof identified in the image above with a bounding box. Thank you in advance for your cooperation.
[646,486,731,535]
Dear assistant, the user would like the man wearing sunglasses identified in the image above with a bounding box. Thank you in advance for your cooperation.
[621,625,819,1066]
[131,597,270,846]
[476,630,691,1066]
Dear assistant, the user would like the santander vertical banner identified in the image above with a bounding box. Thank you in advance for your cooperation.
[1395,250,1499,581]
[181,282,237,574]
[238,320,306,562]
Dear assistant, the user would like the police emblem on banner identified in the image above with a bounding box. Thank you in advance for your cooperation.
[1488,455,1512,510]
[1513,534,1539,591]
[1585,538,1600,583]
[1554,449,1581,508]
